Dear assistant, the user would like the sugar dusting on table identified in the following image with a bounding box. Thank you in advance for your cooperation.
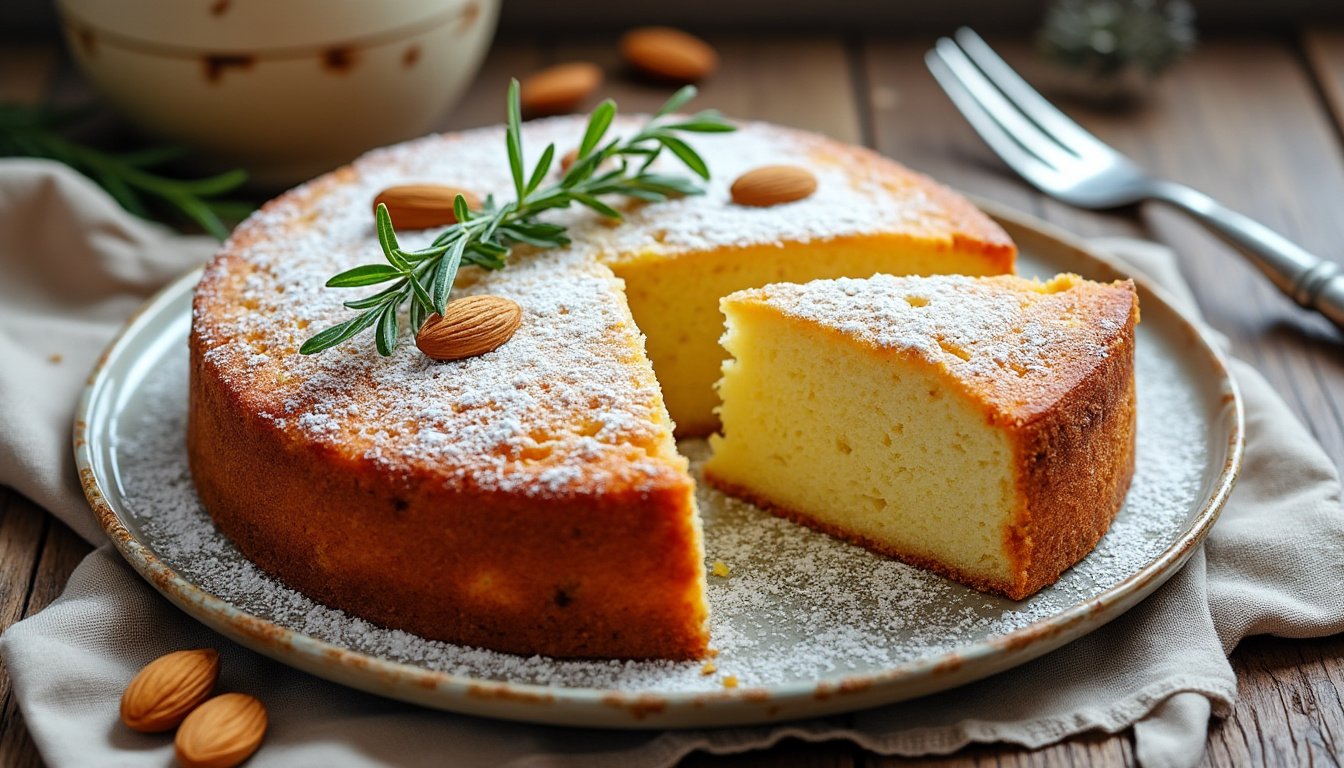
[116,331,1203,693]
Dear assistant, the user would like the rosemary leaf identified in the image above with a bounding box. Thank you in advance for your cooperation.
[300,309,381,355]
[579,100,616,158]
[327,264,404,288]
[526,143,555,195]
[431,236,468,313]
[0,103,251,239]
[655,86,697,118]
[344,280,407,309]
[302,81,736,356]
[375,302,399,357]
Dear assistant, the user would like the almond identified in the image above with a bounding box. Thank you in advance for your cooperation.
[175,693,267,768]
[619,27,718,83]
[730,165,818,207]
[560,147,579,172]
[120,648,220,733]
[373,184,481,230]
[416,295,523,361]
[520,61,603,116]
[558,148,614,176]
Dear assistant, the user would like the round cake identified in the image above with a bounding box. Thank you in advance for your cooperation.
[188,116,1019,660]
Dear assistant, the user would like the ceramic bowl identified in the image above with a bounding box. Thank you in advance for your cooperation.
[56,0,499,186]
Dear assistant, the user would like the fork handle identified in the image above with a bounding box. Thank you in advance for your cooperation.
[1148,181,1344,334]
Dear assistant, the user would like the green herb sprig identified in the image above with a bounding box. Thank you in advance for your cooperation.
[300,80,735,356]
[0,103,251,239]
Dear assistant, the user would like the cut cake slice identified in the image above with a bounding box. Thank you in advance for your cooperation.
[704,273,1140,599]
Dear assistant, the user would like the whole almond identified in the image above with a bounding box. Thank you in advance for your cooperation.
[175,693,267,768]
[416,295,523,361]
[558,147,614,176]
[730,165,818,207]
[120,648,220,733]
[560,147,580,172]
[373,184,481,230]
[620,27,718,83]
[520,62,603,116]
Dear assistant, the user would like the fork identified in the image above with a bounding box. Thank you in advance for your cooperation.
[926,28,1344,335]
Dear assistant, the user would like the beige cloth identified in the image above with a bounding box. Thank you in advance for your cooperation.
[2,159,1343,767]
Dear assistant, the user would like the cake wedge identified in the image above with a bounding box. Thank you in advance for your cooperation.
[704,273,1139,600]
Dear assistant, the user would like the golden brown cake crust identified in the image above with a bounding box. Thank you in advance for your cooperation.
[1004,287,1139,599]
[189,339,708,659]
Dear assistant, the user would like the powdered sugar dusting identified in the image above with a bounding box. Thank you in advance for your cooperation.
[192,118,967,495]
[737,273,1135,421]
[112,303,1207,692]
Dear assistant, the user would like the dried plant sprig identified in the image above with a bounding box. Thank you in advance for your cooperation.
[300,80,735,356]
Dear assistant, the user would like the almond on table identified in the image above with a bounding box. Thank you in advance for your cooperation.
[620,27,718,83]
[520,62,603,116]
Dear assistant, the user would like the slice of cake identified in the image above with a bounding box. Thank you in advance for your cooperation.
[704,273,1139,600]
[602,134,1015,436]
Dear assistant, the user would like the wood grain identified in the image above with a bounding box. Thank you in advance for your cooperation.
[0,46,58,103]
[0,492,92,768]
[1303,29,1344,143]
[550,33,864,144]
[0,490,46,717]
[2,30,1344,768]
[862,35,1344,478]
[858,31,1344,768]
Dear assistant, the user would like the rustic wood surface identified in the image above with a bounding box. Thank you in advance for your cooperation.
[2,27,1343,767]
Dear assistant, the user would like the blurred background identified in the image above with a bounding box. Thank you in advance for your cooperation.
[7,0,1344,34]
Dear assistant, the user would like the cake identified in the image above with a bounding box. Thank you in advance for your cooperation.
[609,171,1014,436]
[188,116,1016,660]
[704,273,1139,600]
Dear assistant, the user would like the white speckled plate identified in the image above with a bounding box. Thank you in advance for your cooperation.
[76,201,1242,728]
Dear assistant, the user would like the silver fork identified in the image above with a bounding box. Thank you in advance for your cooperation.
[926,27,1344,335]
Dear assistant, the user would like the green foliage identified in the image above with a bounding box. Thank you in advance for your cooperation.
[302,82,736,357]
[1038,0,1197,78]
[0,103,250,239]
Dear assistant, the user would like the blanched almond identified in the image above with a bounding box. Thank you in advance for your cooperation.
[416,295,523,361]
[374,185,481,230]
[120,648,219,733]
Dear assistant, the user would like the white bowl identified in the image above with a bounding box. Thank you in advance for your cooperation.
[56,0,499,186]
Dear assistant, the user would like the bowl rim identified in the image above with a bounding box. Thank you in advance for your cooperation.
[55,0,493,58]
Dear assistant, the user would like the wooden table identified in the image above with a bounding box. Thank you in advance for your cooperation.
[3,29,1344,767]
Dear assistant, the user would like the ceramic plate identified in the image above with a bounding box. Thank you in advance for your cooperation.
[76,201,1242,728]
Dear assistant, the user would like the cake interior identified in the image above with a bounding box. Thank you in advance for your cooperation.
[705,296,1019,587]
[609,237,1010,436]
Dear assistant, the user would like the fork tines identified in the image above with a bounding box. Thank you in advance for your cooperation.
[925,28,1122,190]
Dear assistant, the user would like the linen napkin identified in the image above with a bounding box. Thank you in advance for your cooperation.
[3,159,1342,768]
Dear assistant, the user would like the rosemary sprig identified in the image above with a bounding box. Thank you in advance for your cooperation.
[300,80,735,356]
[0,103,251,240]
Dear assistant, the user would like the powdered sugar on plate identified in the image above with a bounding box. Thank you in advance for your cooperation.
[112,314,1205,693]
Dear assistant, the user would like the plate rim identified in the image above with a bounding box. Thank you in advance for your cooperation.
[74,201,1245,728]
